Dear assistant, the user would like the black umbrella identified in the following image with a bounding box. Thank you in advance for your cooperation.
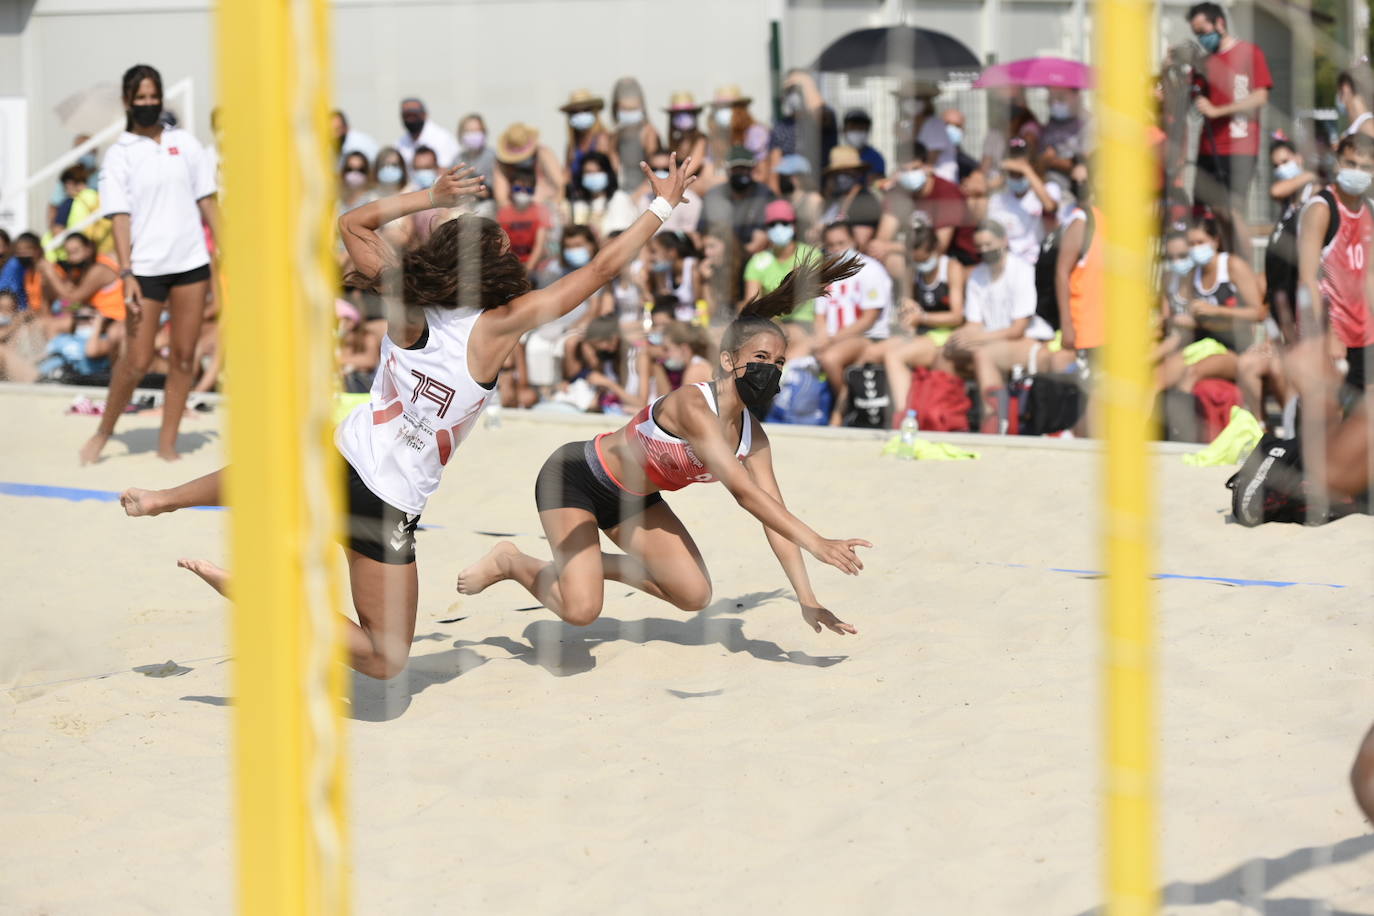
[814,26,982,81]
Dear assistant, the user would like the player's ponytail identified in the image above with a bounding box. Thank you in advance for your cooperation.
[721,253,862,354]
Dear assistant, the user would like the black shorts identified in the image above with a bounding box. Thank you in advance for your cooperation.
[135,263,211,302]
[342,459,420,565]
[1346,346,1369,392]
[534,439,664,531]
[1194,154,1257,213]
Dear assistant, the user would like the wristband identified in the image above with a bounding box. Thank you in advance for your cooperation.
[120,269,135,278]
[427,187,437,209]
[647,196,673,222]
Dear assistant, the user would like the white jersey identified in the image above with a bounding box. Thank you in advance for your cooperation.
[336,306,495,514]
[816,252,893,339]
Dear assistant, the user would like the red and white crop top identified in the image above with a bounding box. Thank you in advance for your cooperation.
[612,382,753,492]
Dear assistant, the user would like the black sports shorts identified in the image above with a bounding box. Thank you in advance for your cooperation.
[534,439,664,532]
[134,263,211,303]
[342,459,420,565]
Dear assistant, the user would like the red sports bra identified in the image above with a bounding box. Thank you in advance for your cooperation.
[607,382,753,492]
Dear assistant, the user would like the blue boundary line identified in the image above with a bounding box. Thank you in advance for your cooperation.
[983,562,1346,589]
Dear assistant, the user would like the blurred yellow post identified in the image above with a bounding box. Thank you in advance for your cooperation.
[1096,0,1158,912]
[219,0,348,912]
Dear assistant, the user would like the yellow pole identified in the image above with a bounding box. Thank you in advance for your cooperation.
[1096,0,1158,912]
[220,0,348,912]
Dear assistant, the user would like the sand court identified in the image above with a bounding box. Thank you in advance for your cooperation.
[1,386,1371,914]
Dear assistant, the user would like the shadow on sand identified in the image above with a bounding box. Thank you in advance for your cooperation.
[112,427,218,459]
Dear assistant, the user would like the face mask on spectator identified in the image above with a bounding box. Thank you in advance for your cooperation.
[672,113,697,131]
[1049,101,1073,121]
[981,247,1004,266]
[832,173,858,194]
[652,258,674,274]
[729,172,754,192]
[1197,31,1220,54]
[1189,242,1216,266]
[343,170,367,189]
[714,108,735,129]
[899,98,923,118]
[778,176,796,196]
[377,164,403,185]
[946,124,964,147]
[652,167,670,180]
[1007,176,1031,196]
[512,189,534,208]
[898,168,927,192]
[781,93,802,117]
[1168,256,1194,275]
[130,103,162,128]
[1273,160,1302,181]
[844,130,868,148]
[730,358,783,421]
[402,115,424,137]
[664,356,685,371]
[617,109,644,126]
[569,111,596,131]
[564,246,592,268]
[582,171,609,194]
[1337,168,1373,196]
[413,168,437,189]
[767,223,795,247]
[461,131,485,150]
[915,254,939,273]
[17,256,33,268]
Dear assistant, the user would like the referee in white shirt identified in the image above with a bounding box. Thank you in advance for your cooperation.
[79,64,220,465]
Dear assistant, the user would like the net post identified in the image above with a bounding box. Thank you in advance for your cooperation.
[1096,0,1158,912]
[219,0,348,912]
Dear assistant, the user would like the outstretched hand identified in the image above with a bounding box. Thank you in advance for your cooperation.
[430,163,484,208]
[809,537,871,576]
[802,604,857,635]
[641,151,699,207]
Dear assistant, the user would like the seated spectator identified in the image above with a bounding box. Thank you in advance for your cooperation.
[641,231,697,322]
[944,221,1055,433]
[664,91,709,171]
[774,153,824,243]
[0,228,10,263]
[606,233,649,333]
[604,147,702,237]
[34,305,120,383]
[742,199,821,333]
[938,109,978,182]
[497,171,553,275]
[565,150,626,239]
[819,146,882,233]
[982,87,1043,170]
[1038,88,1092,180]
[410,146,439,191]
[881,223,967,414]
[0,289,47,381]
[370,147,416,250]
[608,77,663,191]
[457,113,499,193]
[525,226,605,397]
[988,137,1060,266]
[695,231,742,327]
[698,144,775,254]
[893,80,952,173]
[571,314,655,414]
[662,320,715,388]
[876,142,978,266]
[338,150,376,216]
[1265,137,1319,343]
[397,97,459,168]
[336,298,380,394]
[706,85,771,188]
[1337,65,1374,140]
[332,109,380,168]
[841,109,886,178]
[769,69,837,180]
[0,233,43,314]
[45,166,109,259]
[813,221,894,425]
[1154,215,1264,396]
[561,89,612,186]
[34,232,124,322]
[494,123,566,208]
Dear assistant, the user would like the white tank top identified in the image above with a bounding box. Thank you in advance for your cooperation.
[335,306,495,514]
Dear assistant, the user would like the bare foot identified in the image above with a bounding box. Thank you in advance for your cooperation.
[178,558,230,597]
[120,487,165,518]
[78,433,109,466]
[456,541,519,595]
[156,448,181,462]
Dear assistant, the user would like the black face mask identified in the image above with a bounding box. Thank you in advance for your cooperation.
[732,360,783,420]
[778,175,796,196]
[402,116,424,137]
[981,248,1003,266]
[130,103,162,128]
[16,256,33,269]
[729,173,754,192]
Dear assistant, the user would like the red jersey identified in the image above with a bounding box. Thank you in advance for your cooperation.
[611,383,753,492]
[1315,191,1374,348]
[497,202,550,261]
[1199,40,1273,157]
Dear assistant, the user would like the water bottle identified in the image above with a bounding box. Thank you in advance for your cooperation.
[899,409,919,459]
[484,401,503,430]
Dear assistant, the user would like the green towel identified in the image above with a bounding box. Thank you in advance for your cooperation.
[1182,406,1263,466]
[334,392,370,424]
[882,435,980,460]
[1182,337,1228,366]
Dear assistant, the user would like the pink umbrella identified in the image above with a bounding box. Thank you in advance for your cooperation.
[973,57,1093,90]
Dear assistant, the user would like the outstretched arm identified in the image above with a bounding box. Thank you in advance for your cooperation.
[338,164,484,279]
[742,437,860,635]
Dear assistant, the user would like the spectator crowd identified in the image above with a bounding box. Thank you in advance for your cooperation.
[2,7,1372,445]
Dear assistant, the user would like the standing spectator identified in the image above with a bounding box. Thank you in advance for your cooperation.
[565,151,624,240]
[80,63,218,465]
[1052,171,1105,358]
[332,109,380,167]
[456,114,499,191]
[494,123,565,209]
[813,221,893,425]
[742,200,820,325]
[396,97,459,168]
[877,141,977,265]
[664,92,708,169]
[819,146,882,237]
[560,89,612,184]
[893,80,952,165]
[770,69,838,181]
[1336,66,1374,140]
[987,138,1060,266]
[0,232,42,313]
[1264,137,1319,342]
[1188,1,1272,262]
[981,88,1043,170]
[775,153,825,244]
[1039,89,1092,179]
[944,221,1055,433]
[608,77,662,191]
[706,86,772,188]
[698,144,775,255]
[938,109,978,182]
[841,109,886,178]
[497,171,552,275]
[605,147,701,237]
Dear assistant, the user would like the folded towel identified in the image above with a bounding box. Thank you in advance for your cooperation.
[882,435,980,460]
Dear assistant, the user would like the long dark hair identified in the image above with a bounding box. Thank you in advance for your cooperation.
[721,254,861,355]
[569,151,617,201]
[121,64,163,130]
[345,215,531,311]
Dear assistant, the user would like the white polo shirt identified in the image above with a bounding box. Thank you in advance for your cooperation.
[964,255,1054,340]
[396,120,461,169]
[816,252,893,339]
[100,128,215,277]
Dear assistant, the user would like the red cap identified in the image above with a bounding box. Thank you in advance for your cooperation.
[764,199,796,223]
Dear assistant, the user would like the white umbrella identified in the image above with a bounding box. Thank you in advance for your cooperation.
[54,83,124,137]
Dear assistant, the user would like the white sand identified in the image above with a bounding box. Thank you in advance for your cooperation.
[1,387,1371,914]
